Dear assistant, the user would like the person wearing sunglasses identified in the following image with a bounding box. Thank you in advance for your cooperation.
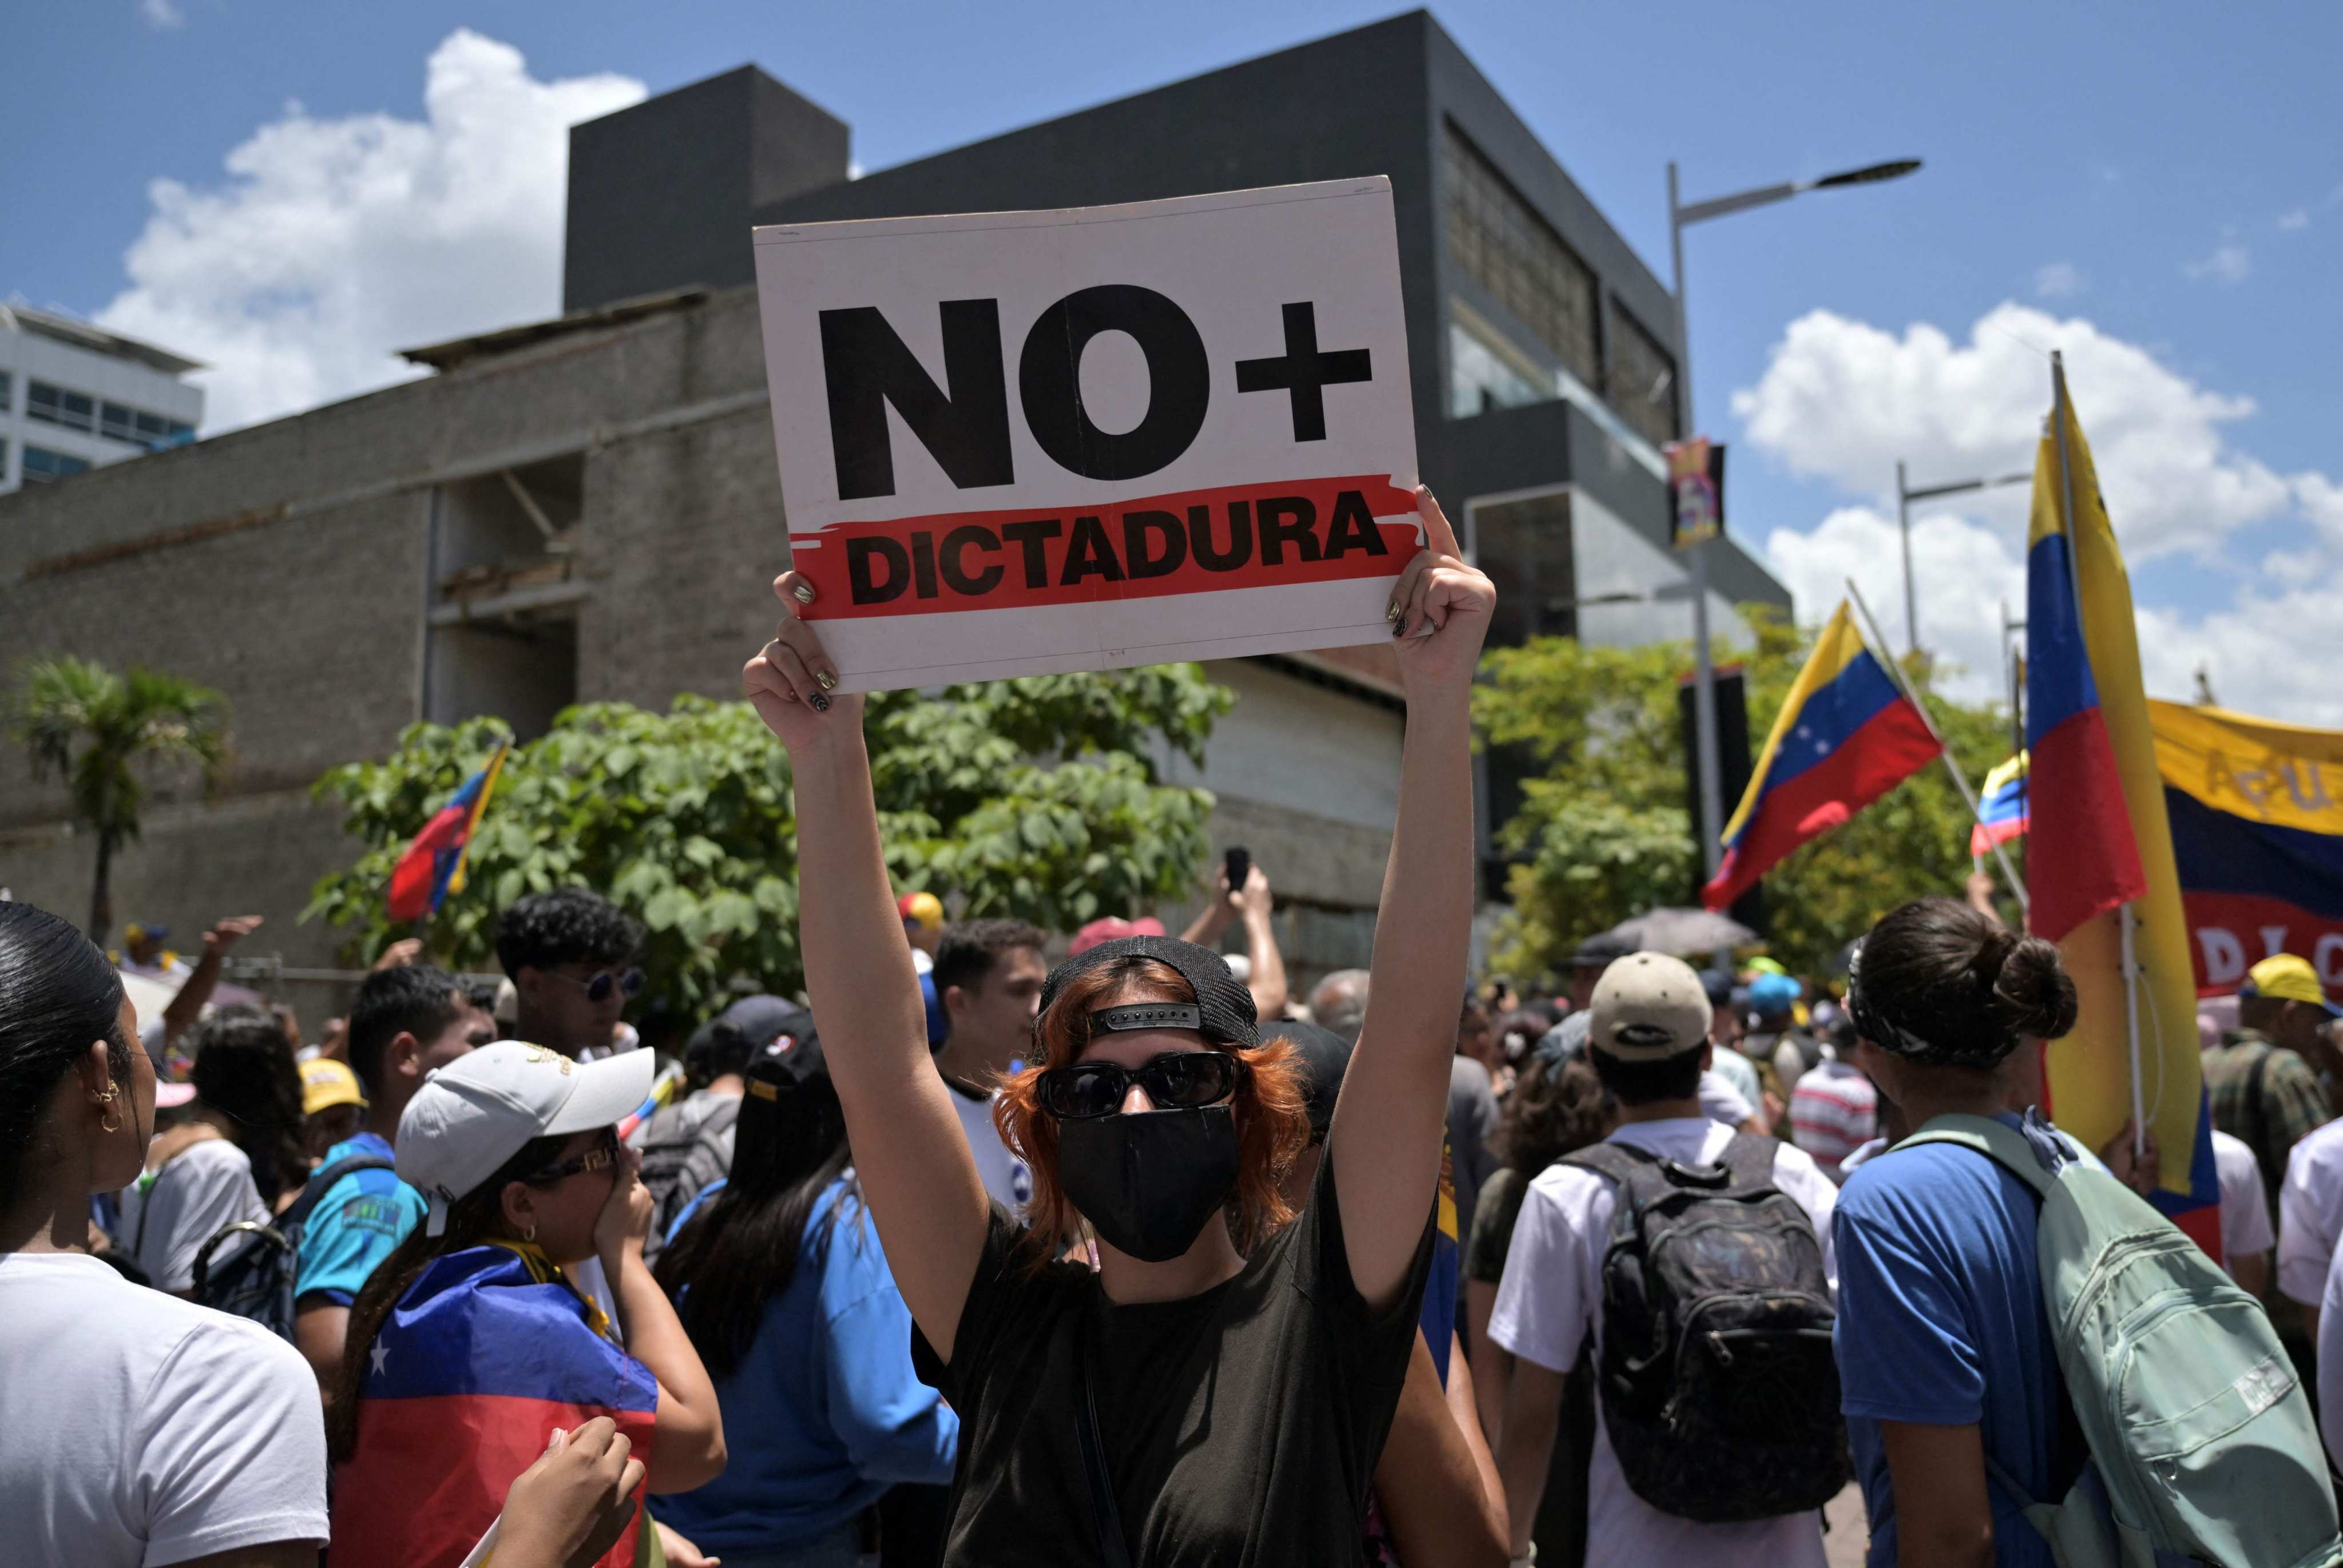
[327,1041,726,1568]
[743,485,1494,1566]
[496,889,648,1062]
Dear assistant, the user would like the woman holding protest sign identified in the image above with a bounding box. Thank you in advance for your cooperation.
[745,484,1494,1566]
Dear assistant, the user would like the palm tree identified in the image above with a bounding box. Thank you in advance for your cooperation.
[9,656,229,943]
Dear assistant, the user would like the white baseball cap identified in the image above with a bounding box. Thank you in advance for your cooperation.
[398,1039,652,1236]
[1588,951,1714,1062]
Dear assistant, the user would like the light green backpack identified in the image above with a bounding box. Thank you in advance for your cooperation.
[1901,1113,2342,1568]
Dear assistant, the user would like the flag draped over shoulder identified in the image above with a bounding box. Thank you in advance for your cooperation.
[1701,602,1941,911]
[387,745,508,921]
[2149,701,2343,996]
[1970,752,2031,858]
[2027,381,2213,1224]
[329,1243,657,1568]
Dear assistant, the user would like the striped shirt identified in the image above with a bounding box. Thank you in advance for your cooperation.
[1790,1058,1878,1182]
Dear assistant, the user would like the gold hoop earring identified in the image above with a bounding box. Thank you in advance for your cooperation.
[523,1223,537,1243]
[97,1087,122,1135]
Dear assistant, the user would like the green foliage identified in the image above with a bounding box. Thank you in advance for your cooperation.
[1475,611,2012,979]
[9,654,230,939]
[304,669,1232,1023]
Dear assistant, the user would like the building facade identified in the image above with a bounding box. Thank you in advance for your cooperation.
[0,11,1785,1014]
[0,304,201,494]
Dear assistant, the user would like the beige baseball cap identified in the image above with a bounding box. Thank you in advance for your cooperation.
[1587,951,1713,1062]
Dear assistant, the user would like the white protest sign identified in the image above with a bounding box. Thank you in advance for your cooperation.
[751,178,1421,692]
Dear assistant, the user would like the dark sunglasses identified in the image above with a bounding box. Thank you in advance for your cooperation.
[1037,1051,1245,1121]
[549,967,645,1004]
[525,1129,620,1186]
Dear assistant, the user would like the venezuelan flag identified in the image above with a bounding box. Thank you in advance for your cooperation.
[2028,368,2211,1228]
[331,1243,657,1568]
[387,744,508,921]
[2150,701,2343,997]
[1420,1136,1461,1385]
[1969,752,2031,858]
[1701,602,1941,911]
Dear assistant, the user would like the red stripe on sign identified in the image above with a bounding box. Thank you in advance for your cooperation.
[789,475,1421,619]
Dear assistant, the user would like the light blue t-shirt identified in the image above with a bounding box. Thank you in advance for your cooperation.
[294,1132,428,1307]
[651,1175,959,1554]
[1832,1114,2079,1568]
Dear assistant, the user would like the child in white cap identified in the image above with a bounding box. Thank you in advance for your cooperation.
[323,1041,726,1568]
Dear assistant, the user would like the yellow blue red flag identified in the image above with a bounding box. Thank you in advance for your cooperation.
[2027,373,2210,1225]
[387,743,508,921]
[1702,601,1940,910]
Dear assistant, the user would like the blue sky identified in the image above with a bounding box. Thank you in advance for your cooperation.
[12,1,2342,717]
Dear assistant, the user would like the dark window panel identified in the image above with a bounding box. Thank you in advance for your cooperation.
[1440,122,1600,393]
[1608,301,1680,450]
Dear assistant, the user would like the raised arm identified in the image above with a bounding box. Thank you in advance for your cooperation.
[744,571,992,1359]
[1327,486,1494,1311]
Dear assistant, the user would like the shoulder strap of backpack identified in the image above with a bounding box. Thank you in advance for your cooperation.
[282,1153,398,1230]
[1718,1132,1782,1186]
[1898,1113,2060,1201]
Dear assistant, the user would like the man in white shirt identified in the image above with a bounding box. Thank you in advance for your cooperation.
[933,918,1048,1214]
[1490,952,1839,1568]
[2215,1128,2276,1296]
[2278,1116,2343,1333]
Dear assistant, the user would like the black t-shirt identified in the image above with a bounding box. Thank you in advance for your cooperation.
[911,1149,1435,1567]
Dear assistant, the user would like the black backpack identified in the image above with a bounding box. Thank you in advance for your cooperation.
[177,1152,396,1339]
[1563,1135,1849,1523]
[639,1096,740,1262]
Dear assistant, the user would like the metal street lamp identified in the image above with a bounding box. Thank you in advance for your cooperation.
[1896,462,2030,656]
[1667,155,1922,882]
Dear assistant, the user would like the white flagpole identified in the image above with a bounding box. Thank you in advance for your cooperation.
[1844,579,2031,915]
[2051,351,2148,1157]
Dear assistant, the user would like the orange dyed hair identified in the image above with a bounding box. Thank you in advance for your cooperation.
[993,956,1309,1267]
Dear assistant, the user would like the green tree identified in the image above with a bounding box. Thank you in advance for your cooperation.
[9,656,230,943]
[1474,610,2011,979]
[304,668,1233,1027]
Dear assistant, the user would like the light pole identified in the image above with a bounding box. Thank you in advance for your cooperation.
[1668,155,1921,882]
[1895,463,2029,657]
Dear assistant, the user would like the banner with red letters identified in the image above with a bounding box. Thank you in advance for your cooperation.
[751,178,1421,691]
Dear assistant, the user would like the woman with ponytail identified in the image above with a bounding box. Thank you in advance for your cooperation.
[1828,896,2086,1568]
[649,1017,958,1567]
[0,902,327,1567]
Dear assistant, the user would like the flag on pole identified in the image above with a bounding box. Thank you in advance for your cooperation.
[387,744,509,922]
[2027,367,2214,1229]
[1969,751,2031,858]
[1702,601,1942,910]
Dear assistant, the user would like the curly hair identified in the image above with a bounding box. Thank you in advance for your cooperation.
[1489,1053,1612,1173]
[493,888,642,978]
[994,956,1309,1268]
[188,1005,308,1205]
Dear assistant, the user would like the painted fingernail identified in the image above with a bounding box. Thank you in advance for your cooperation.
[1385,600,1402,622]
[815,670,836,692]
[791,582,816,605]
[1390,616,1406,639]
[810,693,831,712]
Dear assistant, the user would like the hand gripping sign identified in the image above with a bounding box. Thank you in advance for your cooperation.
[752,178,1422,691]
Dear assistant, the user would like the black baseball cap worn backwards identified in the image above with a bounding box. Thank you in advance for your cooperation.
[1039,935,1259,1049]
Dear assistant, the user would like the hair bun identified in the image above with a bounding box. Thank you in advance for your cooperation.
[1992,935,2079,1042]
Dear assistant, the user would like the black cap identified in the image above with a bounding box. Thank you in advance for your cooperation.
[1698,968,1735,1007]
[1038,935,1258,1048]
[1572,933,1632,969]
[687,994,806,1078]
[743,1011,825,1099]
[1269,1019,1353,1136]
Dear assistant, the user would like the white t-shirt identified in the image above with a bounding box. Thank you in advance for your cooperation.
[2278,1118,2343,1304]
[1707,1047,1763,1114]
[1696,1069,1754,1128]
[0,1251,327,1566]
[947,1083,1031,1216]
[2214,1128,2275,1275]
[117,1138,269,1292]
[1489,1117,1839,1568]
[2318,1246,2343,1471]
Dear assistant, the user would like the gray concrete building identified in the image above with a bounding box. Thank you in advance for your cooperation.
[1,11,1785,1016]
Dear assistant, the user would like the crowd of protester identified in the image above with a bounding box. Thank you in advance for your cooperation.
[5,489,2341,1566]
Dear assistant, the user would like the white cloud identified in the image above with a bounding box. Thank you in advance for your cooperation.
[95,30,644,433]
[1730,302,2292,561]
[2033,261,2085,298]
[1762,506,2343,724]
[139,0,184,29]
[2279,208,2310,232]
[2183,242,2251,284]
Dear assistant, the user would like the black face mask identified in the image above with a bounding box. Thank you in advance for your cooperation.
[1053,1104,1241,1263]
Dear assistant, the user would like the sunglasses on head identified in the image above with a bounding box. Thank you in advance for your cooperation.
[549,967,645,1004]
[1037,1051,1246,1120]
[524,1128,620,1186]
